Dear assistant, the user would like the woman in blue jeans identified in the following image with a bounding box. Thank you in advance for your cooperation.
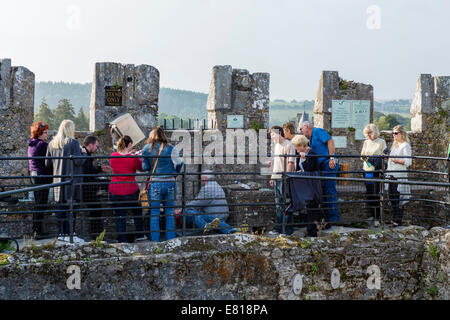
[142,127,183,242]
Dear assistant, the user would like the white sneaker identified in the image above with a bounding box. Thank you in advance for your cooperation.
[135,236,147,242]
[57,236,69,242]
[72,236,85,244]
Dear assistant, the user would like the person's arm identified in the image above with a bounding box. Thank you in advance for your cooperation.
[45,146,53,173]
[327,139,336,169]
[72,140,87,167]
[141,146,150,171]
[286,144,295,172]
[171,147,184,173]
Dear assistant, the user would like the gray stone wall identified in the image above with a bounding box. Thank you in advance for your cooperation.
[0,58,35,178]
[89,62,159,151]
[313,71,374,130]
[207,65,270,131]
[0,226,448,300]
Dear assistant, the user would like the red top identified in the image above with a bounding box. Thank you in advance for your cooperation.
[108,152,143,195]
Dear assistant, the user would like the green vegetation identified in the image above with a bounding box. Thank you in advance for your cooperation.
[428,244,439,258]
[0,240,16,252]
[94,230,106,249]
[428,286,438,297]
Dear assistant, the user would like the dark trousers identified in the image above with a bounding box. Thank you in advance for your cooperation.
[109,191,144,243]
[388,182,403,225]
[31,176,52,234]
[82,186,104,239]
[57,203,79,235]
[365,181,381,219]
[305,201,324,237]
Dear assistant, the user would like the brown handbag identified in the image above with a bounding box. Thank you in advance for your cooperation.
[139,143,164,214]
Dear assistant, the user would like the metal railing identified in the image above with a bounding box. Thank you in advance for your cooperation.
[0,153,448,244]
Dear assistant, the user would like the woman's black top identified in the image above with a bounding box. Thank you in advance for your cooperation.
[298,148,320,172]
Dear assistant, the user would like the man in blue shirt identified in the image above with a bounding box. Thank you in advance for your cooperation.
[300,121,340,222]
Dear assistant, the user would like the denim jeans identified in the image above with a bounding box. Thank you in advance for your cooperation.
[320,161,340,222]
[274,180,293,235]
[184,207,237,234]
[150,181,176,242]
[109,191,144,243]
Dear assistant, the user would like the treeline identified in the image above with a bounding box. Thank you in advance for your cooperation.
[35,82,91,114]
[373,111,411,131]
[34,98,89,131]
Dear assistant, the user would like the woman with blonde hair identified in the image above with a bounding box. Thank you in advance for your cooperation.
[142,126,183,242]
[360,123,386,223]
[45,120,86,242]
[386,125,412,226]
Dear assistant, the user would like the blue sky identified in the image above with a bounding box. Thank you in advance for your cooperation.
[1,0,449,100]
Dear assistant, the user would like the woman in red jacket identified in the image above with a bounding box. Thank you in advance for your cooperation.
[109,135,144,243]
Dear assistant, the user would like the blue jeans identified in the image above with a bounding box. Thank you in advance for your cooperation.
[184,207,237,234]
[150,181,176,242]
[321,161,339,222]
[109,191,144,243]
[274,180,293,235]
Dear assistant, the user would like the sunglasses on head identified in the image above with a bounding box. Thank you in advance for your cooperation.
[392,132,400,135]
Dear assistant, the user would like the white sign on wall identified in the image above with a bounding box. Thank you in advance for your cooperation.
[227,115,244,129]
[332,100,371,140]
[332,136,348,149]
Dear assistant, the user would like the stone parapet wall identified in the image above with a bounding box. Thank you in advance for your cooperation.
[0,58,35,178]
[0,226,448,300]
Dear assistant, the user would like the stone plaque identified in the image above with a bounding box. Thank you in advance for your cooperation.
[105,86,123,106]
[227,115,244,128]
[331,100,352,128]
[332,136,347,149]
[332,100,371,140]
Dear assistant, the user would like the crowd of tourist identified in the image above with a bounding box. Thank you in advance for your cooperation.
[25,118,415,243]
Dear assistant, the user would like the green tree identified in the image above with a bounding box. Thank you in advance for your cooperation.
[376,114,400,130]
[53,98,75,129]
[34,97,55,129]
[74,107,89,131]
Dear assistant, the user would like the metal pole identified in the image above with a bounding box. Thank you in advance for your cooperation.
[380,157,385,228]
[69,156,75,243]
[281,154,287,234]
[182,164,186,237]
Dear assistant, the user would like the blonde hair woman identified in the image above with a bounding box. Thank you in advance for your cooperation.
[45,120,86,242]
[360,123,386,222]
[291,135,319,172]
[386,125,412,226]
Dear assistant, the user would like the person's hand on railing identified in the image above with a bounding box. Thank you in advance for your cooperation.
[329,157,336,170]
[101,164,112,173]
[267,161,272,169]
[269,179,275,188]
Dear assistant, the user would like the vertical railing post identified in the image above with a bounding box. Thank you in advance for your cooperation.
[181,164,186,237]
[69,156,75,243]
[281,154,287,235]
[380,155,385,227]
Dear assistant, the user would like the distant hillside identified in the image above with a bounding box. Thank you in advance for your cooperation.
[34,82,411,127]
[34,81,208,118]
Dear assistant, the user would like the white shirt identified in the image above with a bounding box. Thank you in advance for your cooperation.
[271,139,296,179]
[386,141,412,206]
